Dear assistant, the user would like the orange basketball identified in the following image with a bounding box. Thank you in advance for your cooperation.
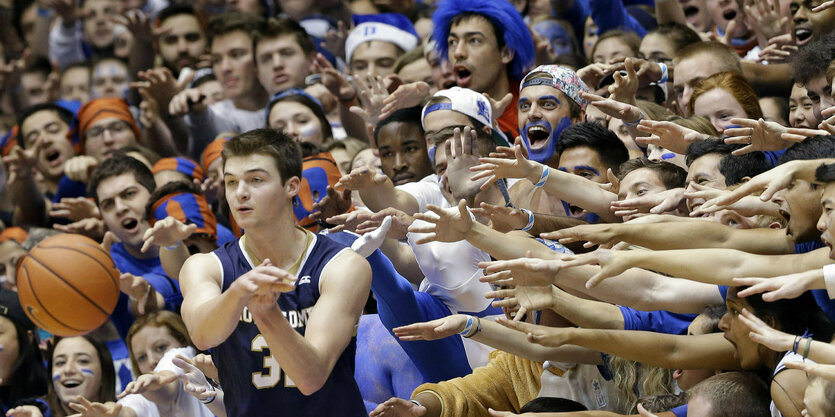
[16,233,120,336]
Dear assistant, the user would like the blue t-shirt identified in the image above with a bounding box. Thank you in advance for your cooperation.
[619,307,696,335]
[109,242,182,337]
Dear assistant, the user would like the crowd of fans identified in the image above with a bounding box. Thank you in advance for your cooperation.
[2,0,835,415]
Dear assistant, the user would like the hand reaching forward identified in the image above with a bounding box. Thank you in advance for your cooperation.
[118,371,178,398]
[392,314,469,341]
[141,216,197,253]
[409,200,473,244]
[560,249,636,288]
[369,397,427,417]
[470,142,542,189]
[478,257,562,287]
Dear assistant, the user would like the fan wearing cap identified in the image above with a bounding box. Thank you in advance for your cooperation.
[147,181,220,256]
[517,65,589,165]
[345,13,420,77]
[0,289,51,415]
[151,157,205,188]
[62,98,142,185]
[432,0,535,137]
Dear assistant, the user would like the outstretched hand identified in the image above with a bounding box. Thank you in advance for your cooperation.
[408,200,473,244]
[392,314,468,341]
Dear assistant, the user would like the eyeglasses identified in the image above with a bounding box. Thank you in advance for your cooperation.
[85,121,131,140]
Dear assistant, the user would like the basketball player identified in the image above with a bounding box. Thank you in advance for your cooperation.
[178,128,370,417]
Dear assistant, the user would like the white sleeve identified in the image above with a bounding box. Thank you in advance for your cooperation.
[49,18,85,69]
[153,346,198,376]
[823,264,835,299]
[396,176,445,213]
[117,394,161,417]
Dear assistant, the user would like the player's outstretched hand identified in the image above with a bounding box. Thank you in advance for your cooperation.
[369,397,427,417]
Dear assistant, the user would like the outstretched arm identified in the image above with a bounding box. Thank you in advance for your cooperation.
[480,257,724,314]
[498,320,740,370]
[548,221,795,255]
[393,314,603,364]
[561,247,832,288]
[470,144,620,223]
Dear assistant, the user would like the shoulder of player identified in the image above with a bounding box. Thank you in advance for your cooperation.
[181,252,222,282]
[319,249,371,290]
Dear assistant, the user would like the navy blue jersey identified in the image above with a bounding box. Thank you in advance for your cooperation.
[211,233,365,417]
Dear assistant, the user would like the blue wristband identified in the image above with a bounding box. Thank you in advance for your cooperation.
[520,208,535,231]
[534,166,549,187]
[623,113,643,127]
[459,316,474,336]
[657,63,668,84]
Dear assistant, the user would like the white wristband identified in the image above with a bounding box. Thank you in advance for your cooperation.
[823,264,835,299]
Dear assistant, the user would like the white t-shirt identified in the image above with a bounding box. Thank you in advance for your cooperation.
[186,99,266,160]
[117,347,214,417]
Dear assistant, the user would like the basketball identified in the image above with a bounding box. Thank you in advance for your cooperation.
[16,233,121,336]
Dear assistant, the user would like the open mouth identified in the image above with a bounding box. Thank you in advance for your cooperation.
[795,28,813,44]
[45,150,61,166]
[442,79,457,89]
[526,125,551,149]
[723,9,737,20]
[778,209,791,223]
[684,6,699,16]
[121,218,139,232]
[454,66,472,86]
[61,380,82,388]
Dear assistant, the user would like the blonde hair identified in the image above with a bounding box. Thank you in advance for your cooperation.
[608,356,676,413]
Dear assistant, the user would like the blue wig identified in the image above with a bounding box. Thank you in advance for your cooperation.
[432,0,534,81]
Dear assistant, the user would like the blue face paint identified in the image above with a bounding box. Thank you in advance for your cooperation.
[574,165,600,176]
[52,373,61,381]
[561,200,572,217]
[661,153,676,160]
[521,117,571,163]
[539,95,561,104]
[81,368,95,376]
[532,20,575,56]
[428,145,436,165]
